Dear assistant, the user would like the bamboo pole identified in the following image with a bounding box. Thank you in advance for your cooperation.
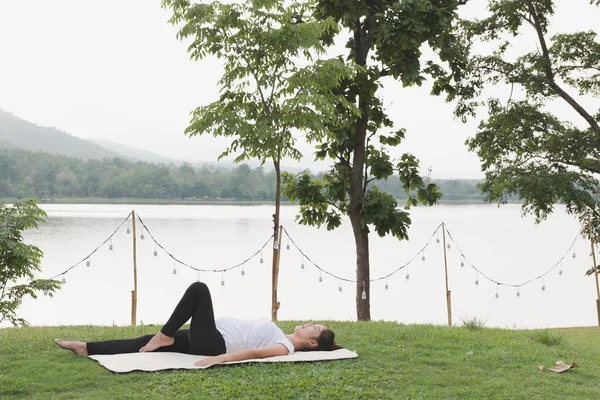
[272,225,283,321]
[589,216,600,325]
[131,210,138,326]
[442,222,452,326]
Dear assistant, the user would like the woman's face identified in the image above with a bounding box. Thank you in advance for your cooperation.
[295,322,326,340]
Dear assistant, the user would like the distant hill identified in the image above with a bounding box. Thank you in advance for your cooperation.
[88,138,181,165]
[0,109,120,160]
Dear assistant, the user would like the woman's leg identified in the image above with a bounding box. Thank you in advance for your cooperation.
[142,282,225,356]
[86,330,190,355]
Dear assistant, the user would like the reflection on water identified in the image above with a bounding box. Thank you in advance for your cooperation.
[7,203,598,329]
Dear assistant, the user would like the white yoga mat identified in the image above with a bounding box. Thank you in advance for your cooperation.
[89,349,358,373]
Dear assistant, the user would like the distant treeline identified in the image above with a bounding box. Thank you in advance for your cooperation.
[0,148,484,202]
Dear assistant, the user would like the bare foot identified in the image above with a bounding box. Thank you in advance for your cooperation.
[139,331,174,352]
[55,339,88,356]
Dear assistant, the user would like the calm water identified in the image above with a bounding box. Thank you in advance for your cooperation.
[7,203,599,329]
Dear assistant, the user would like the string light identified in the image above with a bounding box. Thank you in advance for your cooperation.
[495,283,500,299]
[516,288,520,298]
[126,222,130,234]
[286,239,290,250]
[319,271,323,283]
[140,230,145,240]
[572,250,576,259]
[301,255,305,270]
[154,245,158,257]
[436,235,440,244]
[62,275,66,284]
[338,280,342,293]
[460,256,464,267]
[260,249,264,264]
[361,281,366,300]
[405,265,410,280]
[86,258,91,267]
[541,278,546,291]
[559,261,563,276]
[109,238,113,251]
[385,279,389,290]
[421,252,426,262]
[172,261,177,275]
[475,272,479,286]
[221,272,225,286]
[241,263,246,276]
[447,243,451,250]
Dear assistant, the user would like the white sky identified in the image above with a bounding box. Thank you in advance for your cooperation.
[0,1,598,178]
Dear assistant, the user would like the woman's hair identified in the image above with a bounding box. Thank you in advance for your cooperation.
[311,328,342,351]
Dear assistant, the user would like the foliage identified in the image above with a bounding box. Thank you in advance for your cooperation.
[455,0,600,240]
[283,0,469,320]
[2,323,600,398]
[530,329,563,346]
[460,316,487,331]
[0,200,61,326]
[0,148,484,202]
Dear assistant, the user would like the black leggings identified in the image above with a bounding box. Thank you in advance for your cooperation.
[86,282,226,356]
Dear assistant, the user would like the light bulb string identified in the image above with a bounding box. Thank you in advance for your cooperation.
[48,211,133,280]
[444,224,580,288]
[281,223,443,283]
[136,213,273,273]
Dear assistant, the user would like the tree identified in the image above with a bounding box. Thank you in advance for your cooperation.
[0,200,61,326]
[283,0,469,320]
[161,0,345,319]
[454,0,600,243]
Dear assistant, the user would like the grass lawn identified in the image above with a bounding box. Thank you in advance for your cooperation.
[1,321,600,399]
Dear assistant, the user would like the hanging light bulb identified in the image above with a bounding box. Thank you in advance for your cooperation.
[62,275,66,284]
[460,257,464,267]
[221,272,225,286]
[559,261,563,276]
[447,243,451,250]
[172,261,177,275]
[86,258,91,267]
[286,241,290,250]
[338,280,342,293]
[436,236,440,244]
[141,231,145,240]
[241,263,246,276]
[421,252,426,262]
[495,284,500,299]
[154,245,158,257]
[516,288,520,298]
[260,249,264,264]
[385,279,389,291]
[109,238,113,251]
[319,271,323,283]
[405,266,410,280]
[572,251,576,259]
[475,273,479,287]
[541,278,546,291]
[361,281,367,300]
[126,222,131,234]
[301,255,305,270]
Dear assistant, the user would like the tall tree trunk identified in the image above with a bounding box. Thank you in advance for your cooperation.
[271,157,282,320]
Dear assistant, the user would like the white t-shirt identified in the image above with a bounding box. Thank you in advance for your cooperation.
[215,317,294,355]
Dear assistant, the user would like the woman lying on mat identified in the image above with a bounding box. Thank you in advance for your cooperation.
[55,282,341,367]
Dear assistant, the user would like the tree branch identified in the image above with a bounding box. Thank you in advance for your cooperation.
[526,0,600,138]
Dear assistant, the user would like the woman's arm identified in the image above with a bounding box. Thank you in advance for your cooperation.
[193,343,289,367]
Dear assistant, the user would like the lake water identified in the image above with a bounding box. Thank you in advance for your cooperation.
[6,203,599,329]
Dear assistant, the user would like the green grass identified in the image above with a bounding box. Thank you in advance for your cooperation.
[2,322,600,399]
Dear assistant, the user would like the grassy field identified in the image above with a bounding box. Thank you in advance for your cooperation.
[1,321,599,399]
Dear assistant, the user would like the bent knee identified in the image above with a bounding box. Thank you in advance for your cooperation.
[187,281,209,294]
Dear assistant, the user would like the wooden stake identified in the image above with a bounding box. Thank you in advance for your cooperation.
[131,210,138,326]
[272,225,283,321]
[589,216,600,325]
[442,222,452,326]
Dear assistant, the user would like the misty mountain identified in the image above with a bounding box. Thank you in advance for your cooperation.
[0,108,121,160]
[88,138,181,165]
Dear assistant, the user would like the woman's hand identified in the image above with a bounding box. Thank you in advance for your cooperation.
[194,355,224,368]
